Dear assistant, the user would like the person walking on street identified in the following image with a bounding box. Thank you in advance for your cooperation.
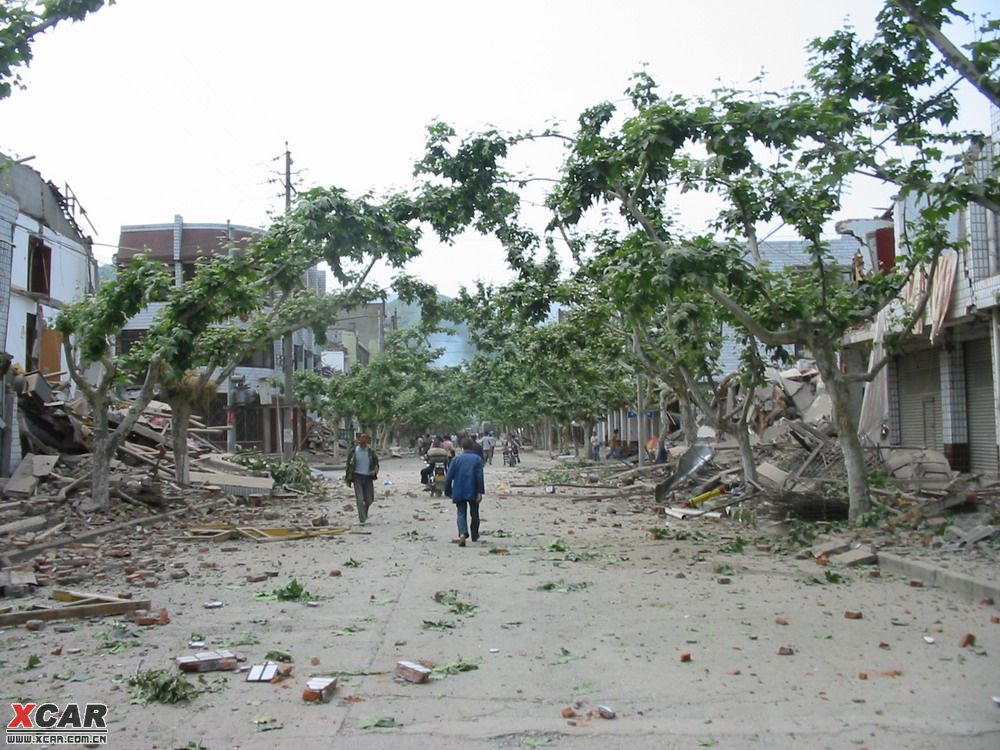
[445,437,485,547]
[590,431,601,461]
[345,432,379,523]
[480,431,496,464]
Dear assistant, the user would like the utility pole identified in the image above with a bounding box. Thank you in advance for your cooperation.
[281,143,295,459]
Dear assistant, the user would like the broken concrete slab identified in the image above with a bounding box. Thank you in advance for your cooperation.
[829,546,878,567]
[757,463,790,488]
[811,537,854,559]
[0,515,48,536]
[4,455,39,497]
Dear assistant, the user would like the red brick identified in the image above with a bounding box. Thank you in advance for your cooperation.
[958,632,976,648]
[844,610,863,620]
[777,646,794,656]
[394,660,432,684]
[679,652,692,663]
[561,707,576,718]
[775,617,789,626]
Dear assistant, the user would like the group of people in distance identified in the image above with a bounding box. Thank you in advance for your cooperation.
[346,430,513,547]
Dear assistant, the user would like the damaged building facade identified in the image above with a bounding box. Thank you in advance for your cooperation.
[844,107,1000,477]
[0,156,97,475]
[117,216,325,453]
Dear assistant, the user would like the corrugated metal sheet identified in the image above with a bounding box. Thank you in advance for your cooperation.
[896,348,942,450]
[965,338,998,475]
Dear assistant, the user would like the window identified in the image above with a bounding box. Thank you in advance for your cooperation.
[25,312,38,370]
[28,236,51,296]
[237,344,275,369]
[118,330,148,356]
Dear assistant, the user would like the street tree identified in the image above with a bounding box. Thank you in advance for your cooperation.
[0,0,109,100]
[58,186,422,504]
[409,0,997,520]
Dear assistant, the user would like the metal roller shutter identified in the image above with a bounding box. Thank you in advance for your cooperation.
[896,349,942,450]
[964,338,998,475]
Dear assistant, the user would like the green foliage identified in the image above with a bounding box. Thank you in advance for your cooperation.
[785,518,822,549]
[128,669,199,705]
[536,581,590,593]
[263,650,292,662]
[272,579,314,602]
[421,620,455,632]
[719,536,748,554]
[24,654,40,670]
[433,590,478,616]
[229,451,315,491]
[0,0,110,100]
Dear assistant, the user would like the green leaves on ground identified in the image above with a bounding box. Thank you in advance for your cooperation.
[433,590,478,616]
[331,626,365,637]
[263,650,293,663]
[431,658,481,677]
[24,655,40,670]
[536,581,590,593]
[358,716,399,729]
[273,579,315,601]
[546,538,568,552]
[549,648,586,665]
[128,669,200,705]
[343,558,362,568]
[421,620,456,632]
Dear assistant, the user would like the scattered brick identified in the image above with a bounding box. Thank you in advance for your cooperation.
[958,633,976,648]
[858,672,868,680]
[777,646,795,656]
[868,570,881,578]
[25,619,45,632]
[879,641,891,649]
[845,610,863,620]
[727,668,742,675]
[990,616,999,625]
[247,574,269,583]
[50,647,62,656]
[909,579,924,587]
[561,707,577,718]
[980,598,994,606]
[170,570,189,580]
[393,660,432,684]
[329,570,342,577]
[679,652,692,663]
[144,580,158,588]
[675,572,686,579]
[775,617,789,626]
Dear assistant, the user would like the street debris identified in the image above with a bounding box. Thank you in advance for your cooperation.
[394,660,432,683]
[302,676,338,702]
[176,649,239,672]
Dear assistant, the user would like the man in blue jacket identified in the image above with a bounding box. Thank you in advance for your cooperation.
[444,437,485,547]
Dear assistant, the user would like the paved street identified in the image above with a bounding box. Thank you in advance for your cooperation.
[5,450,999,749]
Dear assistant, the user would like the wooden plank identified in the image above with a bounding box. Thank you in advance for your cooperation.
[31,455,60,477]
[51,589,133,604]
[5,456,38,497]
[0,598,151,626]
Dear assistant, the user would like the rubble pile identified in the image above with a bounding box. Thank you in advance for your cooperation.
[0,386,343,604]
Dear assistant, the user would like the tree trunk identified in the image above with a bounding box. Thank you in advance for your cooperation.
[90,396,112,509]
[813,340,871,520]
[172,399,193,487]
[679,390,698,445]
[733,387,758,483]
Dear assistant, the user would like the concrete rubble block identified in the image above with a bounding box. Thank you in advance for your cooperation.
[394,660,432,683]
[176,649,239,672]
[883,448,953,480]
[802,393,832,424]
[811,537,855,559]
[0,515,48,536]
[302,676,338,702]
[829,545,878,567]
[757,463,790,488]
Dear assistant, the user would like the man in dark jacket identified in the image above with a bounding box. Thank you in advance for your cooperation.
[345,433,379,523]
[444,437,485,547]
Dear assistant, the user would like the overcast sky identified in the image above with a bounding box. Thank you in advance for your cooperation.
[1,0,994,296]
